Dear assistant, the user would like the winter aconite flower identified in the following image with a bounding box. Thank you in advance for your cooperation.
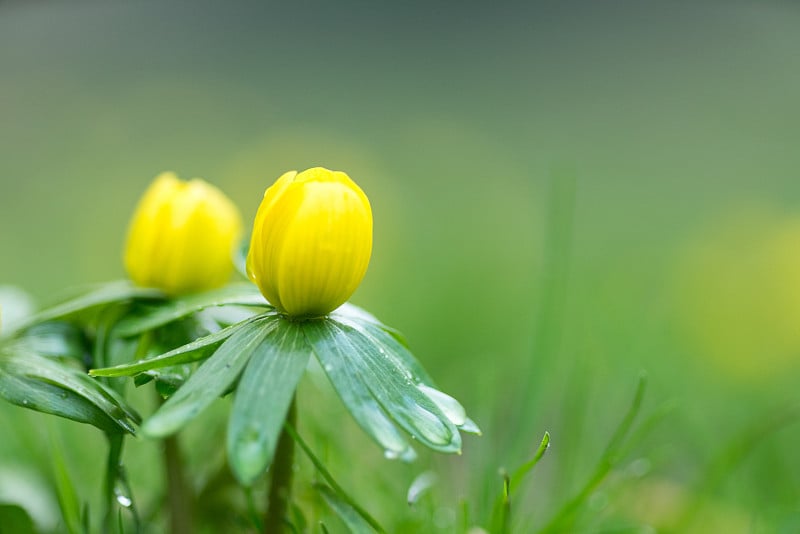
[124,172,243,296]
[246,167,373,318]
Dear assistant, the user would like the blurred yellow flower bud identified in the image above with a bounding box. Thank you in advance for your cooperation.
[246,167,373,318]
[124,172,243,296]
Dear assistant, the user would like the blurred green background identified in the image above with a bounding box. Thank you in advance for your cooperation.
[2,0,800,532]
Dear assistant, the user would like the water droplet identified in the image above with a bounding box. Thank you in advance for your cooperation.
[628,458,651,478]
[115,494,132,508]
[400,448,417,462]
[324,364,333,372]
[407,471,438,505]
[384,449,400,460]
[22,400,29,406]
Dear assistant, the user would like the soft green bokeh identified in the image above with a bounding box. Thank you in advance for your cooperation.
[2,1,800,532]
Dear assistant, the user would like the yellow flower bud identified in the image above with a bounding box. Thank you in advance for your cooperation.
[124,172,243,296]
[246,167,373,318]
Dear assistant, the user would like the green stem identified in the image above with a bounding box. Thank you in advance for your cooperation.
[264,396,297,533]
[284,422,386,534]
[163,434,193,534]
[103,434,124,534]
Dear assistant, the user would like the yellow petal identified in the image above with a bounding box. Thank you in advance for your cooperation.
[124,173,243,296]
[246,167,372,318]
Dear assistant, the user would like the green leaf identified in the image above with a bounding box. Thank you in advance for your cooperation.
[13,322,89,362]
[320,318,460,453]
[317,484,375,534]
[509,431,551,494]
[343,317,434,387]
[342,316,479,434]
[15,281,162,333]
[52,436,87,534]
[141,316,276,438]
[285,423,387,534]
[90,317,260,377]
[228,319,310,485]
[0,504,36,534]
[332,303,409,348]
[0,369,123,433]
[115,283,271,337]
[302,320,415,460]
[0,350,139,433]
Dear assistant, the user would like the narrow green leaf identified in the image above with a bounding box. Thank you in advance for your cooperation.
[332,303,410,348]
[540,374,647,533]
[317,484,374,534]
[285,423,387,534]
[90,317,259,377]
[303,320,415,460]
[51,436,86,534]
[329,319,460,453]
[0,369,123,433]
[141,317,275,438]
[227,319,310,484]
[115,283,271,337]
[459,417,482,435]
[1,351,139,432]
[16,281,162,332]
[509,431,551,494]
[341,316,435,388]
[343,317,480,434]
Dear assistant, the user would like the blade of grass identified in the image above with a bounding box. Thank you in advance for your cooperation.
[509,431,551,494]
[51,432,86,534]
[283,422,386,534]
[539,373,647,533]
[674,402,800,531]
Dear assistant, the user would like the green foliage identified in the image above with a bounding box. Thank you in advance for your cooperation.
[228,320,309,484]
[0,504,37,534]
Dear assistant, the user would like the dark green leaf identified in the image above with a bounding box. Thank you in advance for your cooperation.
[0,350,139,432]
[322,319,460,453]
[0,504,36,534]
[341,317,478,434]
[90,317,260,378]
[141,316,276,438]
[344,317,435,387]
[302,320,415,460]
[115,283,271,337]
[317,484,374,534]
[228,319,310,484]
[0,369,123,433]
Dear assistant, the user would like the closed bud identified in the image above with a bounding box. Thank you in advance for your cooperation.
[246,167,373,318]
[124,172,243,296]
